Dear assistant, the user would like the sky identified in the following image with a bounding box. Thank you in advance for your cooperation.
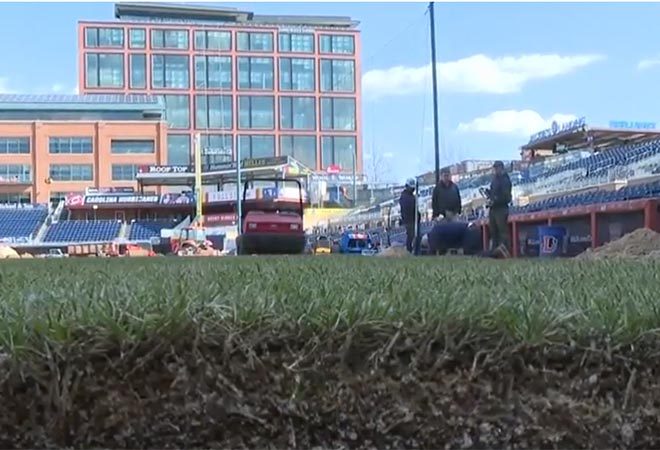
[0,1,659,183]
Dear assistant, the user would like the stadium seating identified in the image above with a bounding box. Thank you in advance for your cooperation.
[0,207,48,241]
[128,220,178,240]
[43,220,121,243]
[512,180,660,214]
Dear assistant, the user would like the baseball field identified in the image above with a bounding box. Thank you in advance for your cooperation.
[0,256,659,448]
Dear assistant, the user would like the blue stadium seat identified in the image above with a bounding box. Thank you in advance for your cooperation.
[0,206,48,241]
[43,220,121,243]
[128,220,178,240]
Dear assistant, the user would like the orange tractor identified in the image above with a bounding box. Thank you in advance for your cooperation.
[170,226,218,256]
[236,178,306,255]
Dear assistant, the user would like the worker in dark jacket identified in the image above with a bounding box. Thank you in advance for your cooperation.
[487,161,512,251]
[399,178,420,254]
[432,168,462,220]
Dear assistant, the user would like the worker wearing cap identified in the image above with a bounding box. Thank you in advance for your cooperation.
[487,161,512,251]
[432,168,462,221]
[399,178,421,254]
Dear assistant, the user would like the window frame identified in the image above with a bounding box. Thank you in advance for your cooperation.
[238,96,275,130]
[48,164,94,182]
[237,56,274,91]
[236,31,274,52]
[85,53,125,89]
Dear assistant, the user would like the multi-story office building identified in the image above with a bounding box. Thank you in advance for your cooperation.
[77,2,362,177]
[0,94,167,204]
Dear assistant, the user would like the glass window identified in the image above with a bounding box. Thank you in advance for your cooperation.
[110,140,155,154]
[194,30,231,51]
[238,96,274,130]
[320,59,355,92]
[50,191,81,204]
[48,137,93,154]
[129,54,147,89]
[0,165,31,183]
[319,35,355,54]
[238,135,275,159]
[280,135,317,170]
[0,192,31,204]
[49,164,93,182]
[85,27,124,48]
[111,164,140,181]
[152,54,189,89]
[151,29,188,49]
[0,137,30,154]
[237,57,274,90]
[321,97,356,131]
[194,55,232,90]
[278,33,314,53]
[129,29,146,48]
[237,32,274,52]
[200,134,233,164]
[280,97,316,130]
[279,58,314,91]
[321,136,356,170]
[85,53,124,88]
[195,95,233,130]
[167,134,191,165]
[163,95,190,129]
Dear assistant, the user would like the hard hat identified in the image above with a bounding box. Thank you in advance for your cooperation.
[405,178,416,188]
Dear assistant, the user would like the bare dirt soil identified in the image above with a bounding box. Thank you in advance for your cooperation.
[1,329,659,449]
[576,228,660,260]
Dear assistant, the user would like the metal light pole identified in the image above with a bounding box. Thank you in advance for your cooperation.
[429,1,441,185]
[350,144,357,208]
[235,143,242,233]
[193,133,203,225]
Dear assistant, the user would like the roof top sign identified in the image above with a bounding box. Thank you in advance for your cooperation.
[609,120,656,130]
[528,117,586,144]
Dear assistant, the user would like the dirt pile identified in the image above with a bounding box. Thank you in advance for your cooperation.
[576,228,660,260]
[378,244,410,257]
[1,330,660,449]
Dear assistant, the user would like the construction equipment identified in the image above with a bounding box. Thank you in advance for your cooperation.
[170,226,217,256]
[312,235,332,255]
[237,178,306,255]
[338,231,377,255]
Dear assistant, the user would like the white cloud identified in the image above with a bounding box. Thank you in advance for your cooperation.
[637,58,660,70]
[362,53,605,98]
[457,110,577,137]
[0,78,78,95]
[0,77,14,94]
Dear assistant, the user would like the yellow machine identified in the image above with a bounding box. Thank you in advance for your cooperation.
[313,235,332,255]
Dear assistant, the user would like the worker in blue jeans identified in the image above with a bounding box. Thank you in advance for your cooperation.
[399,178,421,254]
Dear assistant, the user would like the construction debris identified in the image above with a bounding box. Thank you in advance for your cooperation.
[576,228,660,260]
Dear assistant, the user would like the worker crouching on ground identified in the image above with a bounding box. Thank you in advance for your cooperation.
[399,178,421,254]
[486,160,512,252]
[432,168,462,221]
[426,219,511,258]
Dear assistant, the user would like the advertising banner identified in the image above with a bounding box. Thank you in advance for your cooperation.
[84,195,161,205]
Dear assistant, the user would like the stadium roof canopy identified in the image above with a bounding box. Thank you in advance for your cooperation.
[114,2,360,28]
[521,121,660,153]
[0,94,164,113]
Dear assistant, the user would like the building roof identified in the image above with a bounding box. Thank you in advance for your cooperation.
[0,94,165,114]
[114,2,360,29]
[521,126,660,152]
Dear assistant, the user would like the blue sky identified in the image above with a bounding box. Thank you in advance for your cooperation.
[0,1,659,182]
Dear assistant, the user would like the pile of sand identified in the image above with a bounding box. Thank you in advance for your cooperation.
[0,245,19,259]
[378,245,410,257]
[576,228,660,260]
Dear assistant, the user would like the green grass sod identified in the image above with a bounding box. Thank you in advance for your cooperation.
[0,256,659,448]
